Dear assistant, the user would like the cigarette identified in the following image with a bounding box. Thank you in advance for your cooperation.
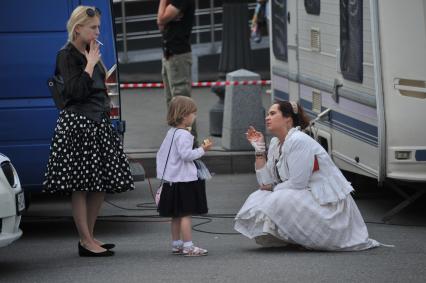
[95,39,103,46]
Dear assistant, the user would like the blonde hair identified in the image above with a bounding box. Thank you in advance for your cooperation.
[167,96,197,126]
[67,6,100,42]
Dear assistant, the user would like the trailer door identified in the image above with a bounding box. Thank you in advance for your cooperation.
[378,0,426,181]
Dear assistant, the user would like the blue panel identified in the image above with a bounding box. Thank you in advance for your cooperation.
[0,104,57,190]
[0,0,71,32]
[300,98,378,147]
[274,89,289,101]
[0,107,58,143]
[0,33,67,99]
[0,98,56,109]
[0,144,51,191]
[331,111,378,138]
[415,150,426,161]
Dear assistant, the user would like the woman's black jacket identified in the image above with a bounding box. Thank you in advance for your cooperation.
[56,42,110,122]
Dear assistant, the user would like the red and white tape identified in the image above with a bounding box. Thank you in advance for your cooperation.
[120,80,271,89]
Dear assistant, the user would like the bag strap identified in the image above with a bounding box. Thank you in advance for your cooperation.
[160,128,178,185]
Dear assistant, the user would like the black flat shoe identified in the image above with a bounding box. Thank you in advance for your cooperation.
[78,242,114,257]
[101,243,115,250]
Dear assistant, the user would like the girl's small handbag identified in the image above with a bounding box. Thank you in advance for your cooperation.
[155,185,162,206]
[194,159,212,180]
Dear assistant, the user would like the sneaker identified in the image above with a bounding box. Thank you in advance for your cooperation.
[182,245,208,257]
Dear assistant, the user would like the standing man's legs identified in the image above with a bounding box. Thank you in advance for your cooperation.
[161,57,174,107]
[161,52,198,143]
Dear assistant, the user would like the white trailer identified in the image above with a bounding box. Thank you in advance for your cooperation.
[268,0,426,220]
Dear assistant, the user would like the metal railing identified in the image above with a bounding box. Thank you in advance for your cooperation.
[116,0,257,63]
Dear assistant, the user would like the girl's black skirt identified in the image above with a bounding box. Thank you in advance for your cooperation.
[158,179,208,217]
[43,111,135,194]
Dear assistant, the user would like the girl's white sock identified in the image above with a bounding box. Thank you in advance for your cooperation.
[183,241,194,248]
[172,240,183,247]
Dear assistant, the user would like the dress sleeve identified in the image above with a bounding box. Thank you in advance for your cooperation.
[274,137,314,191]
[56,51,94,102]
[174,131,204,161]
[255,166,274,186]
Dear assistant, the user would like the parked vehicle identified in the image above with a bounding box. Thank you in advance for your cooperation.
[268,0,426,219]
[0,0,124,202]
[0,153,25,248]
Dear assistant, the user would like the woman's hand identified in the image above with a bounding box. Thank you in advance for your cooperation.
[84,40,101,68]
[246,126,264,142]
[83,40,101,77]
[260,184,273,191]
[246,126,265,153]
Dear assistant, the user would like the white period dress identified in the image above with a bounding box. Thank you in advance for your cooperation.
[234,128,380,251]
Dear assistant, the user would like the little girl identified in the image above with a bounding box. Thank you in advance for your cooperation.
[156,96,213,257]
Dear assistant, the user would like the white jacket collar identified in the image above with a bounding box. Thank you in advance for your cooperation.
[285,126,301,142]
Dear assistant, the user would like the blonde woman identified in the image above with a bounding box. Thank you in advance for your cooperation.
[43,6,134,257]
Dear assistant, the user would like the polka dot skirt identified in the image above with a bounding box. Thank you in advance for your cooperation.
[43,111,135,194]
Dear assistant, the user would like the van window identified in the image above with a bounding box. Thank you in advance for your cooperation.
[271,0,288,62]
[304,0,320,15]
[340,0,363,83]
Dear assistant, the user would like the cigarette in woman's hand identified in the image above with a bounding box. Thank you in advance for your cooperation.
[95,39,104,46]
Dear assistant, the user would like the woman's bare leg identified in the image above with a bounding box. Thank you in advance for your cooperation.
[87,192,106,246]
[72,191,105,252]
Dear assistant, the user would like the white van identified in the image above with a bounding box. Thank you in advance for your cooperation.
[0,153,25,247]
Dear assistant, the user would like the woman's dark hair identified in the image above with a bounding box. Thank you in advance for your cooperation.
[274,100,310,130]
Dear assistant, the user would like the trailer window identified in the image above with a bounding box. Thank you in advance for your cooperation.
[304,0,320,15]
[340,0,363,83]
[271,0,288,62]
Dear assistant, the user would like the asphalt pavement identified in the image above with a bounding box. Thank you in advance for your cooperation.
[1,173,426,283]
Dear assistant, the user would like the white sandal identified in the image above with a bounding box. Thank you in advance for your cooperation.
[183,246,208,257]
[171,246,183,255]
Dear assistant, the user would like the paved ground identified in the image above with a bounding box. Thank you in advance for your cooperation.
[1,174,426,283]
